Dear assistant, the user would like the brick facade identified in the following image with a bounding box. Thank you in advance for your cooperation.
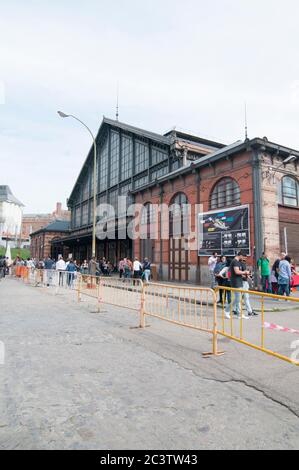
[134,146,299,284]
[22,202,70,242]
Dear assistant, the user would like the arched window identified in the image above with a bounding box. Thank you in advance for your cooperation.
[210,177,241,210]
[281,176,299,207]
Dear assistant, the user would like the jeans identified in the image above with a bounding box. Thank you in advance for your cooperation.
[242,281,252,314]
[58,271,65,286]
[262,275,272,293]
[143,269,151,282]
[278,283,290,297]
[225,290,241,314]
[210,271,216,289]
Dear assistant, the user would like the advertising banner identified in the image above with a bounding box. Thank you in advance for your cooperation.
[198,205,250,256]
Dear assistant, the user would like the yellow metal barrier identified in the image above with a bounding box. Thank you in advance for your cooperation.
[79,275,143,321]
[217,286,299,366]
[143,282,223,357]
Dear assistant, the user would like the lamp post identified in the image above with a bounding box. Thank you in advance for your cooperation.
[58,111,97,258]
[271,155,296,182]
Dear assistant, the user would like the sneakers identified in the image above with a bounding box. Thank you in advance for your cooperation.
[233,311,249,320]
[248,311,259,316]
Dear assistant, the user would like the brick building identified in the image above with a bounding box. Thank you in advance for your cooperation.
[134,138,299,284]
[51,117,299,285]
[30,220,70,260]
[23,202,70,244]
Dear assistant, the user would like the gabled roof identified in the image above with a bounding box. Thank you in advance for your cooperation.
[68,117,171,204]
[67,117,226,205]
[0,186,24,206]
[103,117,170,145]
[30,220,70,236]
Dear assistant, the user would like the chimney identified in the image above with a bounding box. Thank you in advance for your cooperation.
[56,202,62,216]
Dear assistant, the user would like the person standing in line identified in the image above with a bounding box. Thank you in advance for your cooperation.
[56,255,66,287]
[272,252,287,281]
[143,258,151,283]
[258,252,272,293]
[119,258,125,279]
[133,257,143,279]
[44,255,55,287]
[66,259,77,288]
[208,252,218,289]
[124,258,133,279]
[0,256,5,280]
[241,256,258,317]
[88,256,97,277]
[278,255,292,297]
[80,260,89,275]
[218,259,232,306]
[225,252,251,319]
[270,269,278,295]
[214,255,227,304]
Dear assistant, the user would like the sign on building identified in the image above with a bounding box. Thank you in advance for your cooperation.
[198,205,250,256]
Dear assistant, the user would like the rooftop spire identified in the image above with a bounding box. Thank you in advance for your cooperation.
[244,102,248,141]
[116,82,119,121]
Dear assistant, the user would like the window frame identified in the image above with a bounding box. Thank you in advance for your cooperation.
[280,176,299,208]
[209,177,241,210]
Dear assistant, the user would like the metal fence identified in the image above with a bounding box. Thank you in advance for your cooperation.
[79,275,143,320]
[9,268,299,365]
[217,286,299,366]
[143,282,221,356]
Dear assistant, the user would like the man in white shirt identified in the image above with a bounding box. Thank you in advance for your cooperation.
[56,255,66,286]
[208,252,218,288]
[133,258,142,279]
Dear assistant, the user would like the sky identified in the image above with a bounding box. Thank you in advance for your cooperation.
[1,0,299,213]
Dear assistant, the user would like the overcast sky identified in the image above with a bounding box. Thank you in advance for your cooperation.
[1,0,299,213]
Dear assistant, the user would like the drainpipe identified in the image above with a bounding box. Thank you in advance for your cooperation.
[159,185,164,279]
[196,170,201,284]
[252,148,264,287]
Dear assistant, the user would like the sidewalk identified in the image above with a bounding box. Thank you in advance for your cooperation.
[0,277,299,450]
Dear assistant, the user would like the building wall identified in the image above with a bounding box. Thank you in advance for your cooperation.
[135,150,255,284]
[30,231,67,260]
[22,203,70,241]
[260,153,299,264]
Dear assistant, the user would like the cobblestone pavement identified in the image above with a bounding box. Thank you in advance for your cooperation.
[0,277,298,450]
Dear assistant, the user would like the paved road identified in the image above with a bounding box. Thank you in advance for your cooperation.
[0,277,298,450]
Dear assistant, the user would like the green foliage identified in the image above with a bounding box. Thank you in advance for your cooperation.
[0,247,31,260]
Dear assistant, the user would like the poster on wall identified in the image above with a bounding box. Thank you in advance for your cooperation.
[198,205,250,257]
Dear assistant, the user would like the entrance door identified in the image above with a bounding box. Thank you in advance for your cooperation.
[169,193,189,282]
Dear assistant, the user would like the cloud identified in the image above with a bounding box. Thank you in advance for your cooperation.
[1,0,299,211]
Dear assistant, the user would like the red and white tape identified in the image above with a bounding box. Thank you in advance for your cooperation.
[264,322,299,335]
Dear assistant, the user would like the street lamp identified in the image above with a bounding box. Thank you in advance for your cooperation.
[271,155,297,182]
[58,111,97,258]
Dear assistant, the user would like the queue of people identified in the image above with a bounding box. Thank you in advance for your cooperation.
[258,252,298,296]
[209,250,297,320]
[210,251,258,319]
[12,254,153,284]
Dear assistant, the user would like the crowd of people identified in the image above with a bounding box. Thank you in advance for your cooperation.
[208,250,298,319]
[8,254,152,283]
[208,251,259,319]
[257,252,298,296]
